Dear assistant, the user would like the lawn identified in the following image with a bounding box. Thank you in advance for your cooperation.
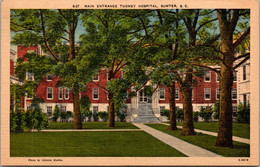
[146,124,250,157]
[47,122,138,129]
[175,122,250,139]
[10,131,186,157]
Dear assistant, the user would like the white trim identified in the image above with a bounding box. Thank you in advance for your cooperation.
[204,71,211,82]
[93,106,99,113]
[204,88,211,100]
[93,75,99,82]
[159,87,165,100]
[46,74,53,81]
[232,88,237,100]
[216,73,220,82]
[65,88,70,100]
[175,88,179,100]
[216,88,220,100]
[58,87,63,100]
[47,87,53,100]
[93,87,99,100]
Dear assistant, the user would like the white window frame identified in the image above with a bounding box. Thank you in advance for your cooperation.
[216,73,220,82]
[232,88,237,100]
[58,87,63,100]
[60,105,67,112]
[93,106,99,113]
[47,106,52,113]
[204,71,211,82]
[204,88,211,100]
[65,88,69,100]
[26,92,32,100]
[46,74,53,81]
[26,72,34,81]
[47,87,53,100]
[93,88,99,100]
[243,65,246,80]
[27,50,35,54]
[191,88,194,100]
[216,88,220,100]
[233,71,237,82]
[93,75,99,82]
[175,88,179,100]
[159,87,165,100]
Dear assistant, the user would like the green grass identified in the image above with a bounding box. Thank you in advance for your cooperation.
[10,131,186,157]
[47,122,138,129]
[175,122,250,139]
[146,124,250,157]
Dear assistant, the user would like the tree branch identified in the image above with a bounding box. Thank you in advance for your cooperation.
[233,55,250,69]
[233,27,250,49]
[39,9,59,61]
[234,52,250,61]
[90,81,108,91]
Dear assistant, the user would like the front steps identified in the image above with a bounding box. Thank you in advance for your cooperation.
[132,103,160,123]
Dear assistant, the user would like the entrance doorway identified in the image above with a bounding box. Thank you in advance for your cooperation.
[139,89,152,103]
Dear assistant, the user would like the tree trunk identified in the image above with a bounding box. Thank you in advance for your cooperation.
[181,87,195,135]
[73,91,82,129]
[168,82,177,131]
[108,92,115,127]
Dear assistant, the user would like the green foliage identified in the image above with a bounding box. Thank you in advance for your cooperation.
[237,103,250,124]
[98,111,108,122]
[193,111,200,123]
[93,112,99,122]
[160,109,170,120]
[52,105,60,122]
[213,101,220,119]
[199,106,213,122]
[10,108,48,132]
[60,112,67,122]
[80,96,91,122]
[176,108,184,122]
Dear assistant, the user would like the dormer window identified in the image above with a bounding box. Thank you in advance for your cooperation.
[93,75,99,82]
[26,72,34,81]
[46,74,53,81]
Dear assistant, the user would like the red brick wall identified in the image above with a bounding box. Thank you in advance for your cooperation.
[17,45,38,61]
[10,60,14,76]
[159,71,237,104]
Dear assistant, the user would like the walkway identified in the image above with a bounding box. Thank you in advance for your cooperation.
[161,123,250,144]
[33,129,143,132]
[133,123,221,157]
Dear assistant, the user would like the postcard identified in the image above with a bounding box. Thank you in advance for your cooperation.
[1,0,259,166]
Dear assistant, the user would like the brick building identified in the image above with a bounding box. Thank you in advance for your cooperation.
[14,46,238,122]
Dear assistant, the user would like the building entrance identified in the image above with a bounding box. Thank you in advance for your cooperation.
[139,89,152,103]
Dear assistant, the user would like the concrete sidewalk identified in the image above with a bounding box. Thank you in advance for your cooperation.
[161,123,250,144]
[34,129,143,132]
[133,123,221,157]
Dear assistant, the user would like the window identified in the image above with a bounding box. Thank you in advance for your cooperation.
[93,106,98,113]
[107,106,109,112]
[58,88,63,100]
[27,50,35,54]
[26,72,34,81]
[216,73,220,82]
[216,89,220,100]
[159,88,165,100]
[160,106,166,116]
[27,105,31,110]
[60,105,66,112]
[65,88,69,100]
[204,71,211,82]
[47,87,53,100]
[47,106,52,117]
[175,88,179,99]
[204,88,211,100]
[232,106,237,112]
[46,74,53,81]
[191,88,194,100]
[27,92,32,99]
[243,65,246,80]
[93,75,99,81]
[93,88,99,100]
[243,94,247,105]
[232,88,237,100]
[233,71,237,81]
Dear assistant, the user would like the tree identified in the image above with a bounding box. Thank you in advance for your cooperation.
[214,9,250,148]
[11,9,102,129]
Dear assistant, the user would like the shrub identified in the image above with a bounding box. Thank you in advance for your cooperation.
[15,110,26,132]
[213,101,220,119]
[99,111,108,122]
[52,105,60,122]
[237,103,250,124]
[60,112,67,122]
[93,112,99,122]
[199,106,213,122]
[86,111,92,122]
[161,109,170,120]
[193,111,199,123]
[118,112,126,122]
[176,108,183,122]
[10,111,18,132]
[32,108,48,131]
[66,111,73,122]
[24,110,34,132]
